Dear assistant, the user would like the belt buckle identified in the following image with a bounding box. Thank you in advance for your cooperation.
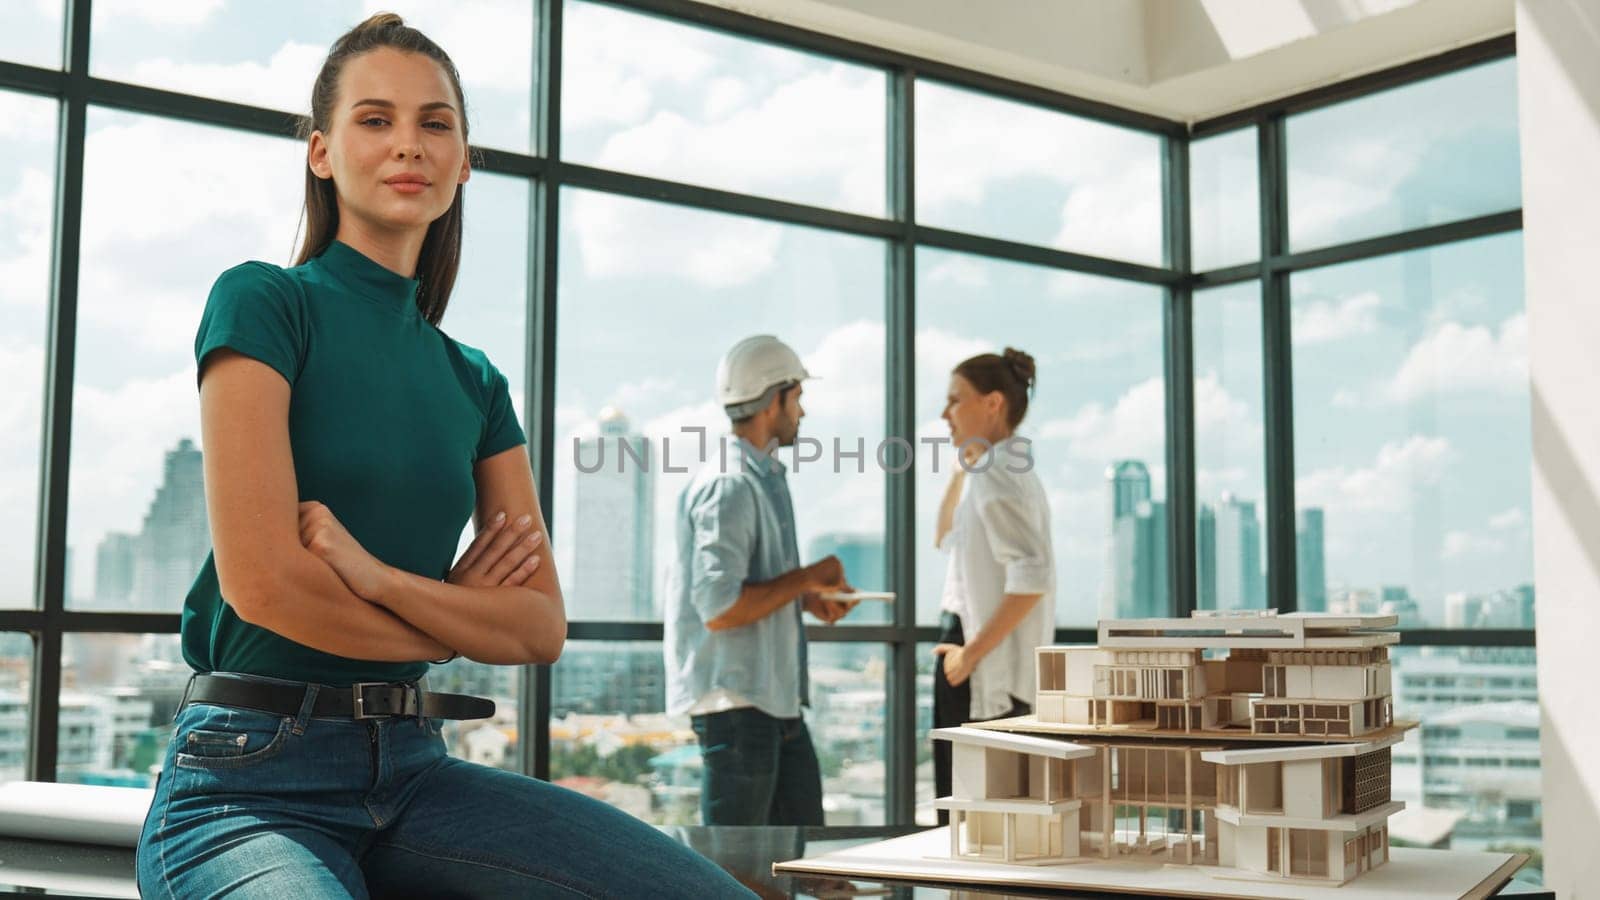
[352,682,394,720]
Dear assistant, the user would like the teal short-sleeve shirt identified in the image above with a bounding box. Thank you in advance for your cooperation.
[183,240,525,686]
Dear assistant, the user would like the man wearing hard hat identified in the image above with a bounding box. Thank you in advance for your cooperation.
[664,334,857,826]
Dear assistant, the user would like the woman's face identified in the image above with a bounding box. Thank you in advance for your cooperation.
[308,47,470,239]
[941,373,1004,450]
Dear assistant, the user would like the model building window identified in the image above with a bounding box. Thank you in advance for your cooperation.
[1244,762,1282,813]
[1288,828,1328,877]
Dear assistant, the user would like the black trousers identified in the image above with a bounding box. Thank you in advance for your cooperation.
[932,612,1031,824]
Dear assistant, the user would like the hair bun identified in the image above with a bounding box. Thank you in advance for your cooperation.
[1001,347,1036,393]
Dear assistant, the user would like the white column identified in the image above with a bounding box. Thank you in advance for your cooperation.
[1516,2,1600,895]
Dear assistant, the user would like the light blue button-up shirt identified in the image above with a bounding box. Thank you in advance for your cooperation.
[665,439,808,719]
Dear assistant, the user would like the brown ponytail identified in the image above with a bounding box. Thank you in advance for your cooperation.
[293,12,468,326]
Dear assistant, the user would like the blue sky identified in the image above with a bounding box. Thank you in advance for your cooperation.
[0,3,1529,633]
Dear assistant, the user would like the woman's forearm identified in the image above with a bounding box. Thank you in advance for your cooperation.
[372,568,566,665]
[965,592,1044,663]
[233,549,451,662]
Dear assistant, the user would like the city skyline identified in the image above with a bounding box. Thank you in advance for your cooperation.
[86,438,208,613]
[572,408,656,620]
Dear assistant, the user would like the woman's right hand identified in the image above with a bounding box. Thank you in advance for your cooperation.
[448,511,544,588]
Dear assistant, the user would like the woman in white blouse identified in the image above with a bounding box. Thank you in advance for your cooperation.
[932,348,1056,814]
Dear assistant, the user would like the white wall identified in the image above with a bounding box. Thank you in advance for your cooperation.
[1517,0,1600,894]
[1282,760,1324,820]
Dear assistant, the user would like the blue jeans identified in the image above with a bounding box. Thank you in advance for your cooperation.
[137,676,754,898]
[690,708,823,826]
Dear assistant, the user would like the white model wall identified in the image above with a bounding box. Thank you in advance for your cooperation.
[1309,666,1368,700]
[1235,824,1269,873]
[1217,819,1237,867]
[1516,1,1600,894]
[1282,760,1324,820]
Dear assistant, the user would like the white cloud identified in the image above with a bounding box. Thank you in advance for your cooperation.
[799,320,885,427]
[701,76,749,120]
[915,81,1162,264]
[0,168,55,312]
[81,117,303,252]
[0,343,44,438]
[593,65,884,215]
[1386,313,1527,403]
[1292,290,1380,345]
[925,255,991,290]
[1051,157,1163,266]
[1036,376,1166,465]
[66,369,203,560]
[570,191,783,288]
[95,0,223,26]
[1295,435,1454,513]
[1196,465,1250,499]
[561,2,718,131]
[125,42,325,115]
[363,0,534,88]
[69,117,304,358]
[0,92,58,141]
[1489,507,1526,531]
[1441,530,1505,560]
[1194,371,1253,432]
[913,327,992,432]
[604,376,693,422]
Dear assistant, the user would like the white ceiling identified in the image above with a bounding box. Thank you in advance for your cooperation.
[696,0,1514,123]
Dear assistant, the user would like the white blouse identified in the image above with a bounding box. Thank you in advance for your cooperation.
[938,453,1056,719]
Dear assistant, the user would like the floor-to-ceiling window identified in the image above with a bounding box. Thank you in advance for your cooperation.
[0,2,1532,875]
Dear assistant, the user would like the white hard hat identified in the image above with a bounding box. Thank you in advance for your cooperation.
[717,335,812,413]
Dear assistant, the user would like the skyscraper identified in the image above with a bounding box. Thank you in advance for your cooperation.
[809,533,887,627]
[573,409,656,620]
[1196,504,1216,611]
[1106,460,1152,525]
[1296,508,1327,612]
[93,533,138,609]
[83,438,212,613]
[1102,461,1168,619]
[808,533,884,592]
[1213,493,1264,610]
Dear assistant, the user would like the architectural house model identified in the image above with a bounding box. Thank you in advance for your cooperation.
[931,610,1414,886]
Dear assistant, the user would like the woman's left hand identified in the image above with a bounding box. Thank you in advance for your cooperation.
[299,501,392,601]
[933,643,977,686]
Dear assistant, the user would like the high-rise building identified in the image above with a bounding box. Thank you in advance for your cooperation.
[809,533,888,627]
[1392,648,1540,845]
[1213,493,1264,609]
[1296,507,1326,612]
[1445,585,1536,629]
[573,409,656,620]
[1196,504,1216,610]
[809,533,884,592]
[93,533,138,609]
[1106,460,1152,525]
[1379,586,1424,628]
[551,644,665,717]
[91,438,210,613]
[1102,462,1167,619]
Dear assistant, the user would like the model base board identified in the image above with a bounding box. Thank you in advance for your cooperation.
[774,828,1526,899]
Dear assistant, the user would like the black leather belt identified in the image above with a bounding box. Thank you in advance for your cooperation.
[184,674,495,721]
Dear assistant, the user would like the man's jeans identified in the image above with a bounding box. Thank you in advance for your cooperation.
[137,675,753,899]
[690,707,824,826]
